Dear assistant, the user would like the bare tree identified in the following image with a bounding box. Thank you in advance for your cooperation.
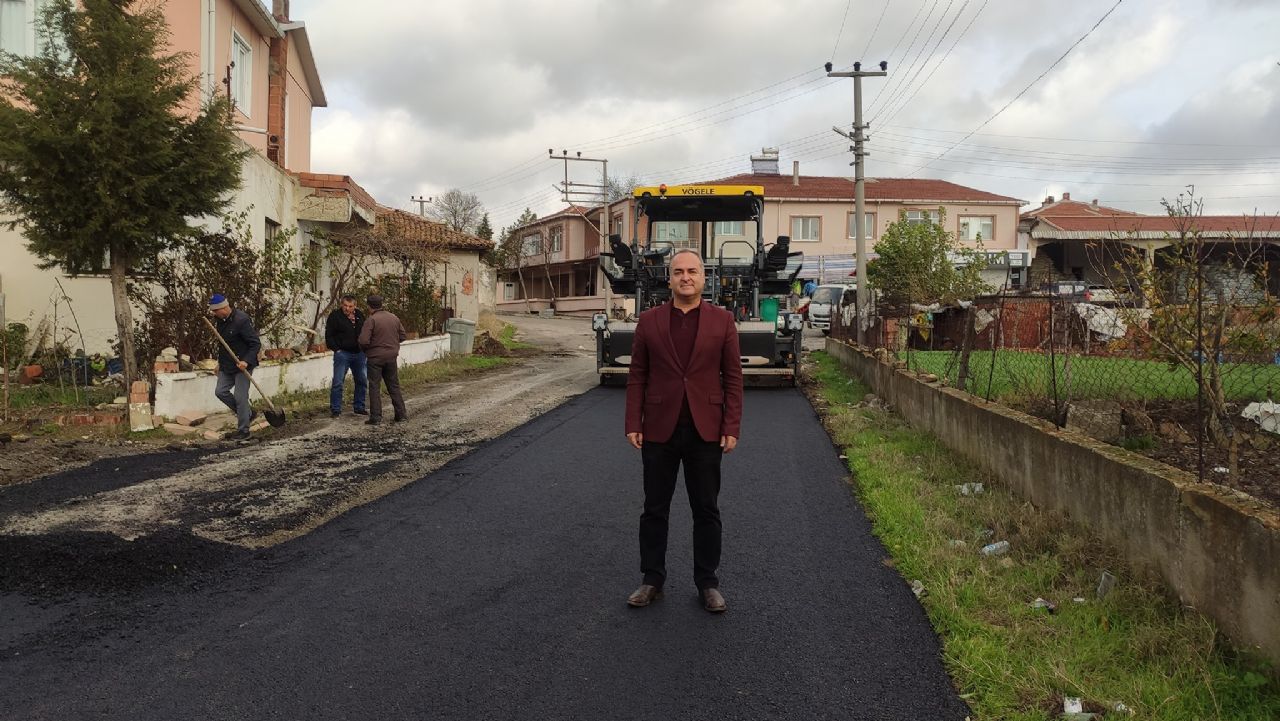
[428,189,485,234]
[538,224,564,306]
[1115,191,1280,473]
[605,172,646,202]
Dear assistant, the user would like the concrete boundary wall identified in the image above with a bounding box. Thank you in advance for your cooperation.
[154,335,449,419]
[825,338,1280,665]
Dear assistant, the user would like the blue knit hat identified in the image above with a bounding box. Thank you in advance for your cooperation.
[208,293,229,311]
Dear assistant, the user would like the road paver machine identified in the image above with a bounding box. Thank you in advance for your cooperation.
[593,184,805,386]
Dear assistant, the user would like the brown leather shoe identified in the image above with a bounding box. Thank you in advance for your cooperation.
[627,584,663,608]
[702,588,727,613]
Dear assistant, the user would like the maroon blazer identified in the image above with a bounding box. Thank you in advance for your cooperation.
[625,301,744,444]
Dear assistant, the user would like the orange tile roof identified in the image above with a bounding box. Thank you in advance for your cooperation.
[374,206,494,252]
[1034,214,1280,235]
[704,173,1024,204]
[1022,196,1140,220]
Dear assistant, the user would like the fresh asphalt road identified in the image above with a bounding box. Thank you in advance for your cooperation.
[0,387,968,720]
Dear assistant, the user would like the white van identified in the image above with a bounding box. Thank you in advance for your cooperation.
[807,283,857,333]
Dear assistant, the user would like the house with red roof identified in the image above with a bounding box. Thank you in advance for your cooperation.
[499,148,1032,315]
[1020,193,1280,298]
[1,1,492,354]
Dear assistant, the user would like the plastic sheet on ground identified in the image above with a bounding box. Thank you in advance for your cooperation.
[1241,401,1280,435]
[1073,302,1127,341]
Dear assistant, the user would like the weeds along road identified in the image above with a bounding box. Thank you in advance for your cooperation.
[0,317,966,720]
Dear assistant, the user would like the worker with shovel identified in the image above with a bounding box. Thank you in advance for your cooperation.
[209,294,261,441]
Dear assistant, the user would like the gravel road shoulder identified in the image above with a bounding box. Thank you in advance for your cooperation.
[0,315,598,566]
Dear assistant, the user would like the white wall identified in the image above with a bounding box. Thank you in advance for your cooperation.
[0,145,306,356]
[153,334,450,418]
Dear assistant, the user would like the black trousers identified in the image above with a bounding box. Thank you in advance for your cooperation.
[639,422,723,590]
[366,358,406,421]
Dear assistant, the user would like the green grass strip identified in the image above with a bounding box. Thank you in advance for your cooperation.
[810,350,1279,719]
[904,349,1280,403]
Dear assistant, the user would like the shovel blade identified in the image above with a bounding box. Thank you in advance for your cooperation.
[264,408,287,427]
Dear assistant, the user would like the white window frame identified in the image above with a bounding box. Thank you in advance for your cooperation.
[958,215,995,244]
[1,0,52,58]
[904,209,935,226]
[231,29,252,118]
[549,226,563,253]
[846,212,877,240]
[653,222,695,249]
[790,216,821,242]
[714,221,745,237]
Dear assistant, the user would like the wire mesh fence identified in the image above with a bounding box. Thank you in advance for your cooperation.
[829,293,1280,502]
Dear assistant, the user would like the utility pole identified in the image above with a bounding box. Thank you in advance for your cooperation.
[548,150,611,314]
[828,60,887,347]
[410,195,432,217]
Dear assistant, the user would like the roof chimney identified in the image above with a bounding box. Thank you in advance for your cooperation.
[1062,192,1071,201]
[1042,195,1055,206]
[750,147,780,175]
[792,160,800,186]
[272,0,290,21]
[1091,199,1099,207]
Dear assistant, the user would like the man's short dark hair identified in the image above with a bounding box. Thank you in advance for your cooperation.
[341,294,357,303]
[366,294,384,309]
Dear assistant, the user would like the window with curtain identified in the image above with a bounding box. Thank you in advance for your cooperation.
[959,216,994,244]
[231,31,252,116]
[846,212,876,239]
[549,226,563,253]
[790,216,821,242]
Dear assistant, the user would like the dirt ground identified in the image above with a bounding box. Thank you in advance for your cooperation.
[1139,400,1279,508]
[0,314,598,551]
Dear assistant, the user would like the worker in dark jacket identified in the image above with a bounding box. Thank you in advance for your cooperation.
[356,294,407,425]
[324,295,368,418]
[209,294,261,441]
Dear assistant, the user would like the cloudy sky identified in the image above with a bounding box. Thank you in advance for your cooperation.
[295,0,1280,230]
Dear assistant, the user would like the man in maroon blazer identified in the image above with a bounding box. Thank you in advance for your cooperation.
[625,249,744,613]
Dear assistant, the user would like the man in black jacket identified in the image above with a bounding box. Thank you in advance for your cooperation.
[210,294,261,441]
[324,295,368,418]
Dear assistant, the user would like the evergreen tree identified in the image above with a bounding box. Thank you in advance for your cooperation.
[0,0,248,385]
[476,213,493,241]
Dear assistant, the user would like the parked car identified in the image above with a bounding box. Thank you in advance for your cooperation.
[808,283,857,334]
[1037,281,1130,307]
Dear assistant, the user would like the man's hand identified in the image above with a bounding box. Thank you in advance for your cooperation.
[720,435,737,453]
[627,432,643,450]
[236,360,248,371]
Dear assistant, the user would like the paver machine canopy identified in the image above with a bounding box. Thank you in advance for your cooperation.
[594,184,805,386]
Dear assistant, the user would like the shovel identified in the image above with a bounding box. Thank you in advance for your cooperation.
[200,315,287,428]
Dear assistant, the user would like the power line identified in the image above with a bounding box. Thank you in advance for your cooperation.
[907,0,1126,176]
[829,0,853,62]
[873,151,1278,188]
[579,76,841,154]
[873,139,1280,176]
[876,131,1280,168]
[873,0,987,127]
[864,0,934,110]
[458,67,826,197]
[884,123,1280,149]
[868,0,959,122]
[861,0,893,57]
